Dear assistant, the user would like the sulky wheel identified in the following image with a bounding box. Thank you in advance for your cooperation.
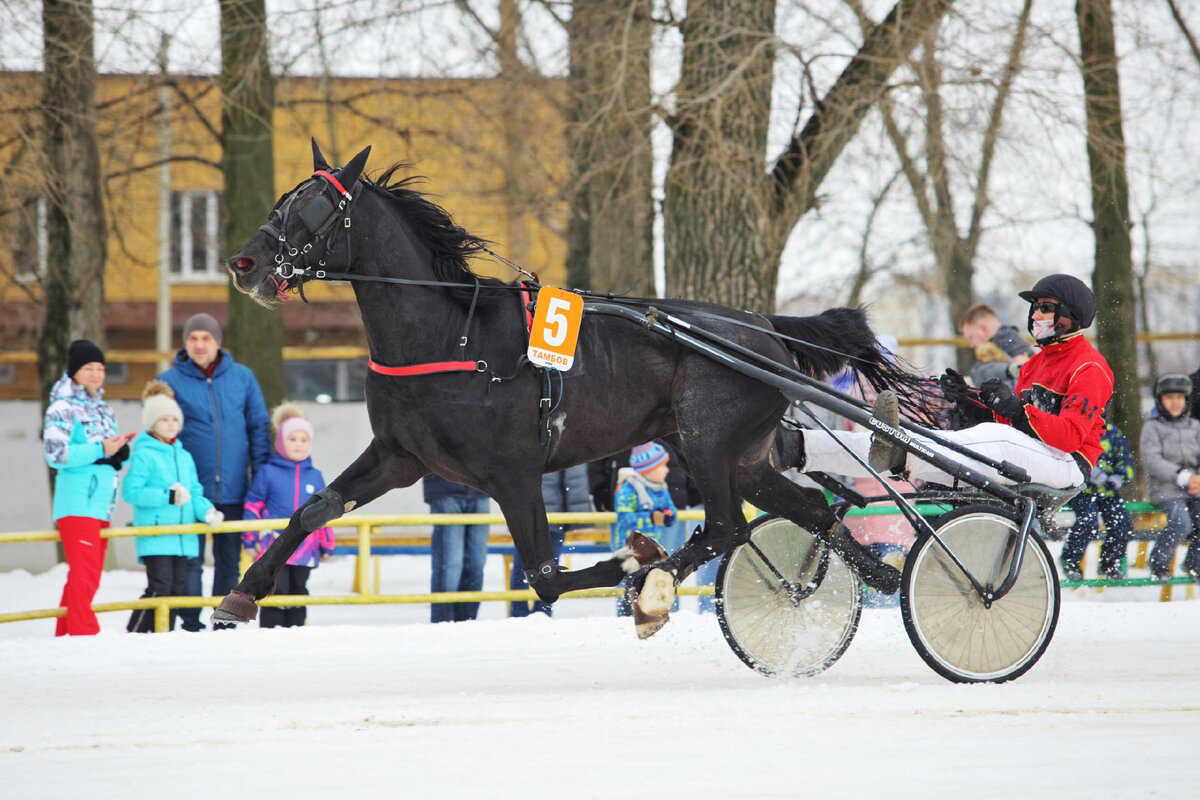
[900,504,1060,684]
[716,515,862,678]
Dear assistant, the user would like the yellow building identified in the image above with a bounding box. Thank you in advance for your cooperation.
[0,72,566,399]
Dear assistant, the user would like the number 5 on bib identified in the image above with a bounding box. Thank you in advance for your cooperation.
[528,286,583,370]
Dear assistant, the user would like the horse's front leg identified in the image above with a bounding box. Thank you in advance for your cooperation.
[493,482,657,607]
[215,440,424,623]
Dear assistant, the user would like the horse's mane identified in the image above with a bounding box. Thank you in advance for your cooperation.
[364,164,517,305]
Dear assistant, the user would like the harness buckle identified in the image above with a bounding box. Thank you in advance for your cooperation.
[343,217,351,229]
[316,270,327,279]
[475,360,488,372]
[277,263,295,279]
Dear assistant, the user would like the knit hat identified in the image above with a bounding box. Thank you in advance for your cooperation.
[141,381,183,431]
[991,325,1033,359]
[67,339,105,379]
[630,442,669,474]
[183,312,222,345]
[272,402,314,457]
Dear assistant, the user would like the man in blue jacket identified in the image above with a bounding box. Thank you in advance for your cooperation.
[159,313,270,630]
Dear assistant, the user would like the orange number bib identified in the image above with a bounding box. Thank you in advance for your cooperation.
[527,286,583,370]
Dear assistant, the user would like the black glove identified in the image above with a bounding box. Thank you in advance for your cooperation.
[93,443,130,470]
[979,378,1026,421]
[938,368,971,404]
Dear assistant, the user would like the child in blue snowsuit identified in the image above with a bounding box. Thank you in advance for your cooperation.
[123,381,222,632]
[1060,421,1135,581]
[242,405,335,628]
[614,442,677,616]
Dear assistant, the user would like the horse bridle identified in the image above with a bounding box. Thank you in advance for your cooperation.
[260,169,361,298]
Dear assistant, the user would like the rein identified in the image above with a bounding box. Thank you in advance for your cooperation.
[263,176,879,377]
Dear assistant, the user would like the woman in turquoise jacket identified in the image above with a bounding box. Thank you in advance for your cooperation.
[42,340,132,636]
[122,382,222,632]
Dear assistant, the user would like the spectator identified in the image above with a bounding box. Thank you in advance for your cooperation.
[959,303,1033,389]
[1059,421,1135,582]
[242,404,336,628]
[159,312,270,630]
[614,442,677,616]
[509,465,591,617]
[43,340,132,636]
[422,474,491,623]
[1141,374,1200,582]
[123,381,223,633]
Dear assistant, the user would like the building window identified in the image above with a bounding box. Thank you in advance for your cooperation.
[12,195,46,285]
[103,362,130,386]
[286,360,367,403]
[169,190,223,281]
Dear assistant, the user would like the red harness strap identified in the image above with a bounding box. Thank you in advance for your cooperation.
[368,359,479,377]
[312,169,352,198]
[368,282,538,378]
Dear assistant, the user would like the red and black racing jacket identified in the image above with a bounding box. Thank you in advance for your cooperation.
[1001,333,1114,468]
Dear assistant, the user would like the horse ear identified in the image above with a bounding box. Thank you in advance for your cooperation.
[338,145,372,187]
[311,138,331,172]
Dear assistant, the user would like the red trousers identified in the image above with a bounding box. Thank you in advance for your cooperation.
[55,516,109,636]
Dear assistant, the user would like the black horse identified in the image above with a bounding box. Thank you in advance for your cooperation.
[216,141,930,634]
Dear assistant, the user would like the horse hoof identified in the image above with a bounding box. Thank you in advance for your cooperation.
[615,532,669,573]
[213,590,259,624]
[633,605,670,639]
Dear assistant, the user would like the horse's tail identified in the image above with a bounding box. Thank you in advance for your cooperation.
[765,307,945,426]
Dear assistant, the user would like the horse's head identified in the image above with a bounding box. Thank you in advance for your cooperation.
[227,140,371,306]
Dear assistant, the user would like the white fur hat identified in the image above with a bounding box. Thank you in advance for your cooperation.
[141,381,184,431]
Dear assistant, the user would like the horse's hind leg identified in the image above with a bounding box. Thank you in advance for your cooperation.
[739,461,901,594]
[215,439,423,623]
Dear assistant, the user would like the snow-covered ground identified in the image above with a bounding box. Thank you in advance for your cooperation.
[2,554,1197,798]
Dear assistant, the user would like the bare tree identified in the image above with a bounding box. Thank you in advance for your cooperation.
[221,0,284,406]
[37,0,108,406]
[1076,0,1140,455]
[873,0,1034,370]
[664,0,957,312]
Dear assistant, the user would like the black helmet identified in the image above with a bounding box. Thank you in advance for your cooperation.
[1153,373,1193,419]
[1018,273,1096,344]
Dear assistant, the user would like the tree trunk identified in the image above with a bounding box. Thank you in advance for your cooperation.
[38,0,107,407]
[662,0,954,312]
[664,0,776,311]
[221,0,284,407]
[1077,0,1140,463]
[565,0,654,294]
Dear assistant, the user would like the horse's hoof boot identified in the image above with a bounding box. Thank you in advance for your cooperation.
[635,567,676,617]
[615,533,668,573]
[626,532,668,565]
[214,590,258,624]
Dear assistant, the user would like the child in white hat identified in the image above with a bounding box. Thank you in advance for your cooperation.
[122,381,223,632]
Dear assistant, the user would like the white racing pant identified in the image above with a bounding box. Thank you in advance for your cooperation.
[802,422,1085,490]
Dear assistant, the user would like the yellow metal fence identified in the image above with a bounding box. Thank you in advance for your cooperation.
[0,511,710,633]
[2,504,1194,632]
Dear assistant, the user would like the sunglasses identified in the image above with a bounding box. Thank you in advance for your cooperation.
[1031,301,1061,314]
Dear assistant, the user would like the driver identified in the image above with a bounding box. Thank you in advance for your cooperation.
[777,274,1115,491]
